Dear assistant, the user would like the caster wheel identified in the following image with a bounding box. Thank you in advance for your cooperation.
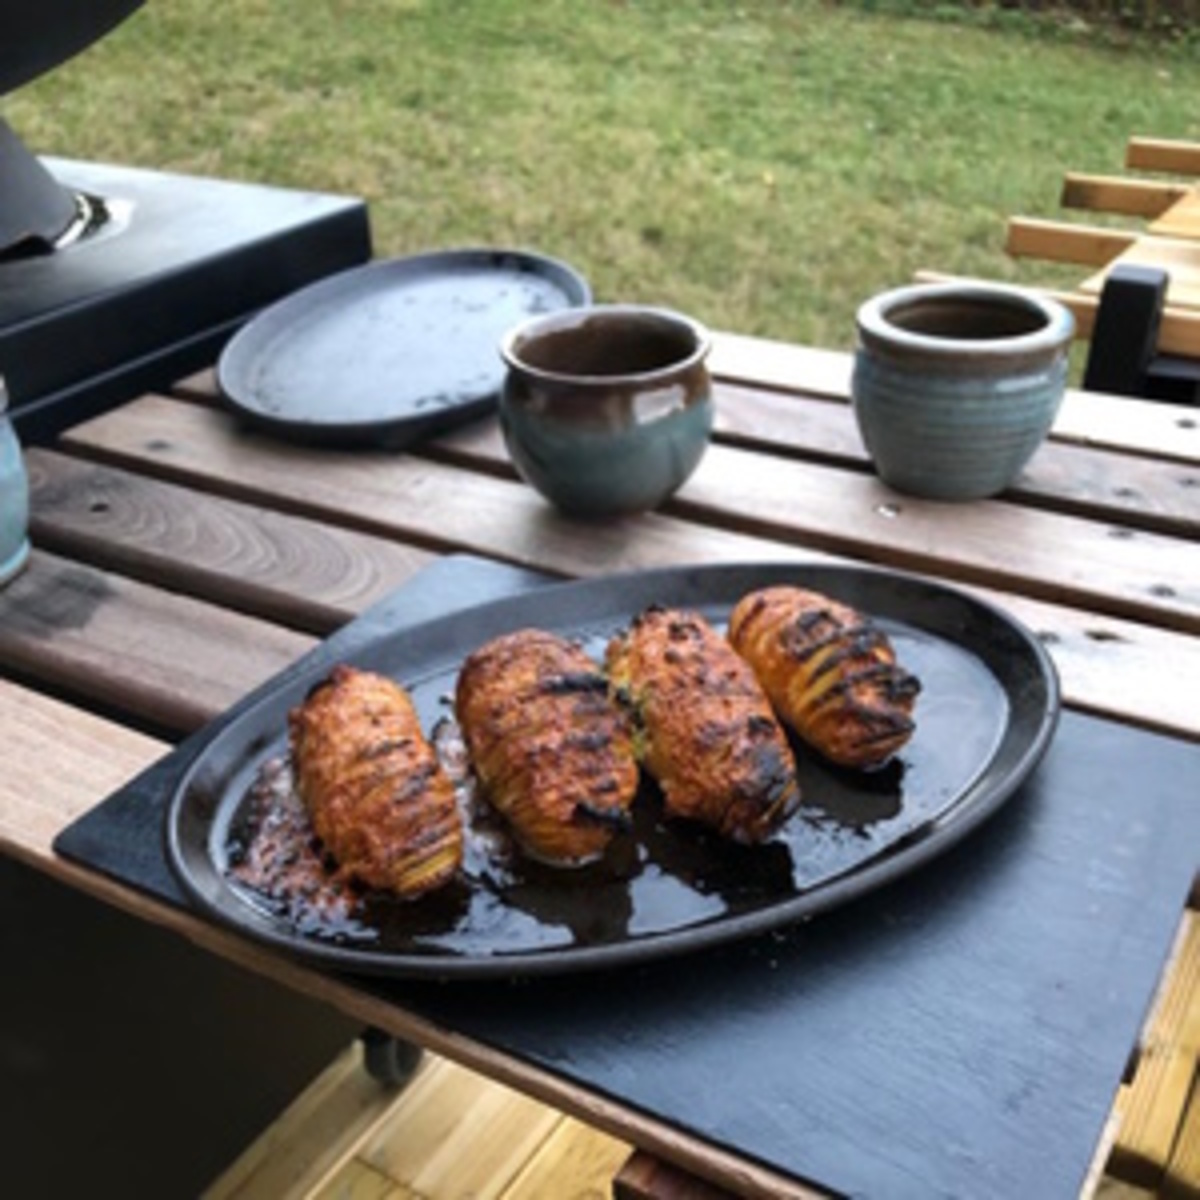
[360,1028,423,1088]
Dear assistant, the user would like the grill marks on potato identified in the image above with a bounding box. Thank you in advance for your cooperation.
[278,586,923,900]
[729,587,920,768]
[455,629,640,865]
[606,607,802,844]
[288,665,463,899]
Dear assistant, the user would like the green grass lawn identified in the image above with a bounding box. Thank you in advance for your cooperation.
[9,1,1199,352]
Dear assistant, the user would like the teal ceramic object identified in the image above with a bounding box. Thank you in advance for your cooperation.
[499,305,713,517]
[0,377,30,587]
[852,283,1075,501]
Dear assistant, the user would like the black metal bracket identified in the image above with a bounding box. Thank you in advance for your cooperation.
[1083,263,1200,405]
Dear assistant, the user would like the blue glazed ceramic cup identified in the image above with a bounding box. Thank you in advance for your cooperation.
[499,305,713,517]
[0,377,30,587]
[852,283,1075,501]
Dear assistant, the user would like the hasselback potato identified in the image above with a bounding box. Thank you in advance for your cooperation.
[727,585,920,769]
[455,629,639,865]
[288,664,463,898]
[605,606,800,843]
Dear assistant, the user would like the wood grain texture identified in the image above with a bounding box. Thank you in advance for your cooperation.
[178,334,1200,466]
[1164,1081,1200,1200]
[0,678,164,861]
[1080,237,1200,309]
[1151,194,1200,241]
[1060,173,1189,218]
[708,326,1200,463]
[1110,910,1200,1187]
[502,1116,634,1199]
[47,397,1200,738]
[356,1058,561,1198]
[1005,217,1136,266]
[208,1040,632,1200]
[0,550,314,734]
[58,397,1200,631]
[1094,1177,1159,1200]
[1126,137,1200,177]
[26,450,433,634]
[673,444,1200,631]
[430,388,1200,540]
[206,1042,407,1200]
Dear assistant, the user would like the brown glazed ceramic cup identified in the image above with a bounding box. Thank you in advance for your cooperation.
[499,304,713,517]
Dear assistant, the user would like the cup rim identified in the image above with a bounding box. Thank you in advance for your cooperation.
[856,282,1076,359]
[500,303,712,384]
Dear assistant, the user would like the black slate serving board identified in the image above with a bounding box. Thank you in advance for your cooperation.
[55,555,1200,1200]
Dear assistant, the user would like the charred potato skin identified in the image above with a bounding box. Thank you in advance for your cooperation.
[455,629,639,865]
[605,607,801,844]
[728,585,920,769]
[288,665,463,898]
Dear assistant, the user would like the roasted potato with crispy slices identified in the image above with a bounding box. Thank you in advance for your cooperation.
[288,665,463,898]
[605,606,800,843]
[455,629,639,865]
[728,585,920,769]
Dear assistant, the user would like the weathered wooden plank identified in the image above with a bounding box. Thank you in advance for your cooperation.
[0,550,314,734]
[708,333,852,399]
[431,391,1200,540]
[677,444,1199,631]
[184,360,1200,535]
[1060,174,1189,218]
[312,1160,407,1198]
[708,324,1200,463]
[26,450,433,634]
[1126,137,1200,177]
[58,392,827,575]
[0,678,164,861]
[1006,217,1136,266]
[53,396,1200,737]
[174,336,1200,468]
[59,397,1200,631]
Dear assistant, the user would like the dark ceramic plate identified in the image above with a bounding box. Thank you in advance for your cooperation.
[164,563,1059,979]
[216,247,591,448]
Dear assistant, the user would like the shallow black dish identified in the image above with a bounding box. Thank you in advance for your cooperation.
[216,247,591,448]
[165,563,1059,979]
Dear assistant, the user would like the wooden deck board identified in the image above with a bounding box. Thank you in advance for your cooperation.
[204,1045,631,1200]
[1108,908,1200,1191]
[205,1043,410,1200]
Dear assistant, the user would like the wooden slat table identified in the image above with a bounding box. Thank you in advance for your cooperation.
[1,332,1197,1199]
